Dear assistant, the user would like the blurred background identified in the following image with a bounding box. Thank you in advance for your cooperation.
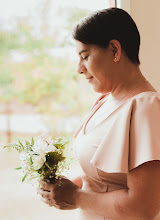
[0,0,115,219]
[1,0,160,219]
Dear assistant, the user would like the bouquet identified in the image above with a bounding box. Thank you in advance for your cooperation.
[4,135,68,183]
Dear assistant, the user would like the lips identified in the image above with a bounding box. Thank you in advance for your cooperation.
[88,76,93,83]
[86,76,93,80]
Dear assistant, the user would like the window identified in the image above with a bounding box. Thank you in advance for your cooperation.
[0,1,117,220]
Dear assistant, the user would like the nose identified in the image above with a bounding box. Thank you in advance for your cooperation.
[77,61,87,74]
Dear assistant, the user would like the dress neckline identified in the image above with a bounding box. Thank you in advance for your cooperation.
[73,90,159,138]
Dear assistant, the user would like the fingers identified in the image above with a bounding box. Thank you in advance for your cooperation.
[39,180,53,191]
[41,198,75,210]
[57,201,75,210]
[41,198,58,208]
[37,188,53,199]
[41,197,50,205]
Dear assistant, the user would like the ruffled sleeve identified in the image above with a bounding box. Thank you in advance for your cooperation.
[90,94,160,173]
[129,95,160,170]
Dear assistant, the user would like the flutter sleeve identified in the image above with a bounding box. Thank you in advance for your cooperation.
[90,95,160,173]
[129,95,160,170]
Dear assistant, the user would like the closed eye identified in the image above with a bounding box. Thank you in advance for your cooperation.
[82,56,88,60]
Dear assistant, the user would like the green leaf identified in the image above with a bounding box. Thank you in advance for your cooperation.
[18,140,23,147]
[3,144,15,149]
[25,141,30,146]
[3,144,21,153]
[15,167,22,170]
[3,145,10,149]
[22,173,28,182]
[31,137,34,145]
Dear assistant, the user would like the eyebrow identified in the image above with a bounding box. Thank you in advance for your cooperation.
[79,49,88,55]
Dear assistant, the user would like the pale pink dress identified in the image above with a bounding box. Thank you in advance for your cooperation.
[73,84,160,220]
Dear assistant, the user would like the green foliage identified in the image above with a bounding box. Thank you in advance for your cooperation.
[0,31,22,56]
[31,137,34,145]
[67,7,91,30]
[0,7,94,118]
[39,151,66,182]
[4,136,68,183]
[15,167,22,170]
[0,71,14,87]
[58,7,91,47]
[22,173,29,182]
[4,137,34,153]
[4,143,24,153]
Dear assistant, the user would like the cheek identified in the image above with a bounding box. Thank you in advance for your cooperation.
[90,63,97,71]
[89,57,99,71]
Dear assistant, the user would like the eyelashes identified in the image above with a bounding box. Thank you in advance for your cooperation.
[82,56,88,60]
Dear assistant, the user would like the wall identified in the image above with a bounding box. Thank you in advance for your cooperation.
[120,0,160,92]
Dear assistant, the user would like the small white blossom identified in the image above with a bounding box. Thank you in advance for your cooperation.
[19,152,31,171]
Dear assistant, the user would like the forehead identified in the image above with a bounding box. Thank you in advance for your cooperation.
[75,41,90,54]
[75,40,105,55]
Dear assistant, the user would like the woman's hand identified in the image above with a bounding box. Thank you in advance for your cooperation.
[37,177,81,210]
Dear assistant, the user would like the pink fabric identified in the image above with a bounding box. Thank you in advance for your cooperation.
[73,89,160,220]
[90,93,160,172]
[73,93,110,138]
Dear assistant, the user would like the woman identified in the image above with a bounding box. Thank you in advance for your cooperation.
[37,8,160,220]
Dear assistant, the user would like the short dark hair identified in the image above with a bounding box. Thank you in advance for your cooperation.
[72,8,140,65]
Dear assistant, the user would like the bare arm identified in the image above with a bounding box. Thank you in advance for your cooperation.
[76,160,160,219]
[38,161,160,219]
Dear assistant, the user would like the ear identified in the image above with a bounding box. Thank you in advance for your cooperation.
[109,39,121,62]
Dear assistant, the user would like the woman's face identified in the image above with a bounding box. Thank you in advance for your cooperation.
[75,40,116,94]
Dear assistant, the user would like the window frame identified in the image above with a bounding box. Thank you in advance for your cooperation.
[116,0,130,14]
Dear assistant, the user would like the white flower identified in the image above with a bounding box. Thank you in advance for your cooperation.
[32,154,46,170]
[40,134,53,145]
[47,143,57,153]
[32,136,57,155]
[19,152,31,171]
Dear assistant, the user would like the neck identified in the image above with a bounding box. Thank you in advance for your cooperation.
[110,64,147,101]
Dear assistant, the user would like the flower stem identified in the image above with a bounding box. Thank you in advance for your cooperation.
[45,162,52,170]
